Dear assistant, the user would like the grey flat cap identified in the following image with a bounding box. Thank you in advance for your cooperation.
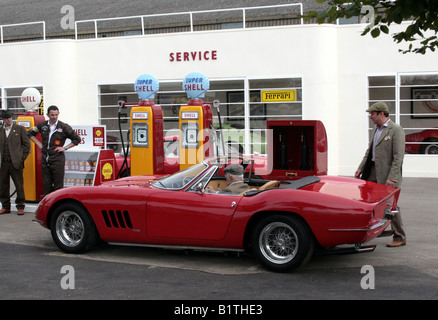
[366,102,389,113]
[224,164,244,175]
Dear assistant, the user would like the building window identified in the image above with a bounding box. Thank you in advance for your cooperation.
[368,73,438,155]
[98,77,302,154]
[0,86,44,115]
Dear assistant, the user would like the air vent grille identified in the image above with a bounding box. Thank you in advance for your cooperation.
[102,210,133,229]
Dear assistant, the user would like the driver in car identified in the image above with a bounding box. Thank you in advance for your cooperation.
[219,164,251,194]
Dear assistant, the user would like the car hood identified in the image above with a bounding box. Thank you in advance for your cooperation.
[301,175,399,203]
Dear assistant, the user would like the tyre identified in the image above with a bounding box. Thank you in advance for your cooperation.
[419,138,438,154]
[251,215,314,272]
[50,203,99,253]
[424,143,438,154]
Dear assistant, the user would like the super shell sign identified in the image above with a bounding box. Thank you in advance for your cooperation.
[183,72,210,99]
[135,74,159,100]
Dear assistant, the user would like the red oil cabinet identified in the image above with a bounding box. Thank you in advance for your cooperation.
[267,120,328,180]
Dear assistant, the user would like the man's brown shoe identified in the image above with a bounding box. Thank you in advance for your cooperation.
[0,208,11,215]
[17,209,24,215]
[387,240,406,247]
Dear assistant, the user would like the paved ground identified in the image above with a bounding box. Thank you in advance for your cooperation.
[0,177,437,279]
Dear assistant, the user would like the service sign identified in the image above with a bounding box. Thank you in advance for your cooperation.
[68,125,106,148]
[261,90,296,102]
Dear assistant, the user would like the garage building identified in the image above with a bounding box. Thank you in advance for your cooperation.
[0,0,437,177]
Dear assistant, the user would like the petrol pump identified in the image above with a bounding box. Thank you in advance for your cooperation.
[179,72,213,170]
[17,88,45,201]
[129,74,164,176]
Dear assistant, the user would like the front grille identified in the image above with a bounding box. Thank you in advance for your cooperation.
[102,210,133,229]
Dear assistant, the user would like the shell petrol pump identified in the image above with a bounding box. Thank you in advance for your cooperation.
[179,72,213,170]
[129,74,164,176]
[17,88,45,201]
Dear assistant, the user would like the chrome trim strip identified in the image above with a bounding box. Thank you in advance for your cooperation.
[108,242,245,252]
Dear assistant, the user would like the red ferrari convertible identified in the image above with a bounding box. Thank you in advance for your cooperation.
[35,157,400,272]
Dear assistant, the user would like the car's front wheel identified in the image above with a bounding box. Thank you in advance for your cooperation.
[50,203,99,253]
[251,215,314,272]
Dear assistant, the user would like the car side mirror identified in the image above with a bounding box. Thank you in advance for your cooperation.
[192,182,204,193]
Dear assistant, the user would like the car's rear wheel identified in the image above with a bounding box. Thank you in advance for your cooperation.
[251,215,314,272]
[50,203,99,253]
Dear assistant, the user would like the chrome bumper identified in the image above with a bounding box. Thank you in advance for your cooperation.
[317,244,376,256]
[384,206,400,220]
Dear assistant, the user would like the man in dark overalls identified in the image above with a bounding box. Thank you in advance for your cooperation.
[28,105,81,196]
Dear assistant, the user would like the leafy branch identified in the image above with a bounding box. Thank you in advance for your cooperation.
[304,0,438,54]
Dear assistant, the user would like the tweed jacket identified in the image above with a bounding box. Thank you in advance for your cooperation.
[219,181,251,194]
[0,123,31,169]
[358,120,405,187]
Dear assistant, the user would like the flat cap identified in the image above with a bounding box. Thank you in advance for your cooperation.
[0,110,14,118]
[366,102,389,113]
[224,164,244,175]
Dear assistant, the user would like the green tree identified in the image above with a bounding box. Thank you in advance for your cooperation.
[304,0,438,54]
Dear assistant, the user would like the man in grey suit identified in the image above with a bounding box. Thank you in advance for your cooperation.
[0,110,30,215]
[355,102,406,247]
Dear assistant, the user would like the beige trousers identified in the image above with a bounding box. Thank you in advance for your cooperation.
[368,163,406,242]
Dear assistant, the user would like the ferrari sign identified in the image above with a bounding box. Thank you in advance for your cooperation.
[261,90,296,102]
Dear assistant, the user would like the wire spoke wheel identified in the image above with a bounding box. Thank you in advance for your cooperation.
[252,215,314,272]
[259,222,298,264]
[56,211,85,248]
[51,203,99,253]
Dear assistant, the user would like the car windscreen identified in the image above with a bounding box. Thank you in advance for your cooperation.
[152,162,208,190]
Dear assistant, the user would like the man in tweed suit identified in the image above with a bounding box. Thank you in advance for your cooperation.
[219,164,251,194]
[355,102,406,247]
[0,110,30,215]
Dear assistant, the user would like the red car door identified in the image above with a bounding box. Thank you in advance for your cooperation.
[146,191,241,241]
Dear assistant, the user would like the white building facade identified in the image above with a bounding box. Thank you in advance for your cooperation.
[1,6,437,177]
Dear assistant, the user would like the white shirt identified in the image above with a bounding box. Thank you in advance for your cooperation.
[46,120,58,161]
[4,124,12,138]
[48,121,58,150]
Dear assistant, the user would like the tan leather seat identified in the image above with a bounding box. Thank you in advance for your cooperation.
[258,180,279,191]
